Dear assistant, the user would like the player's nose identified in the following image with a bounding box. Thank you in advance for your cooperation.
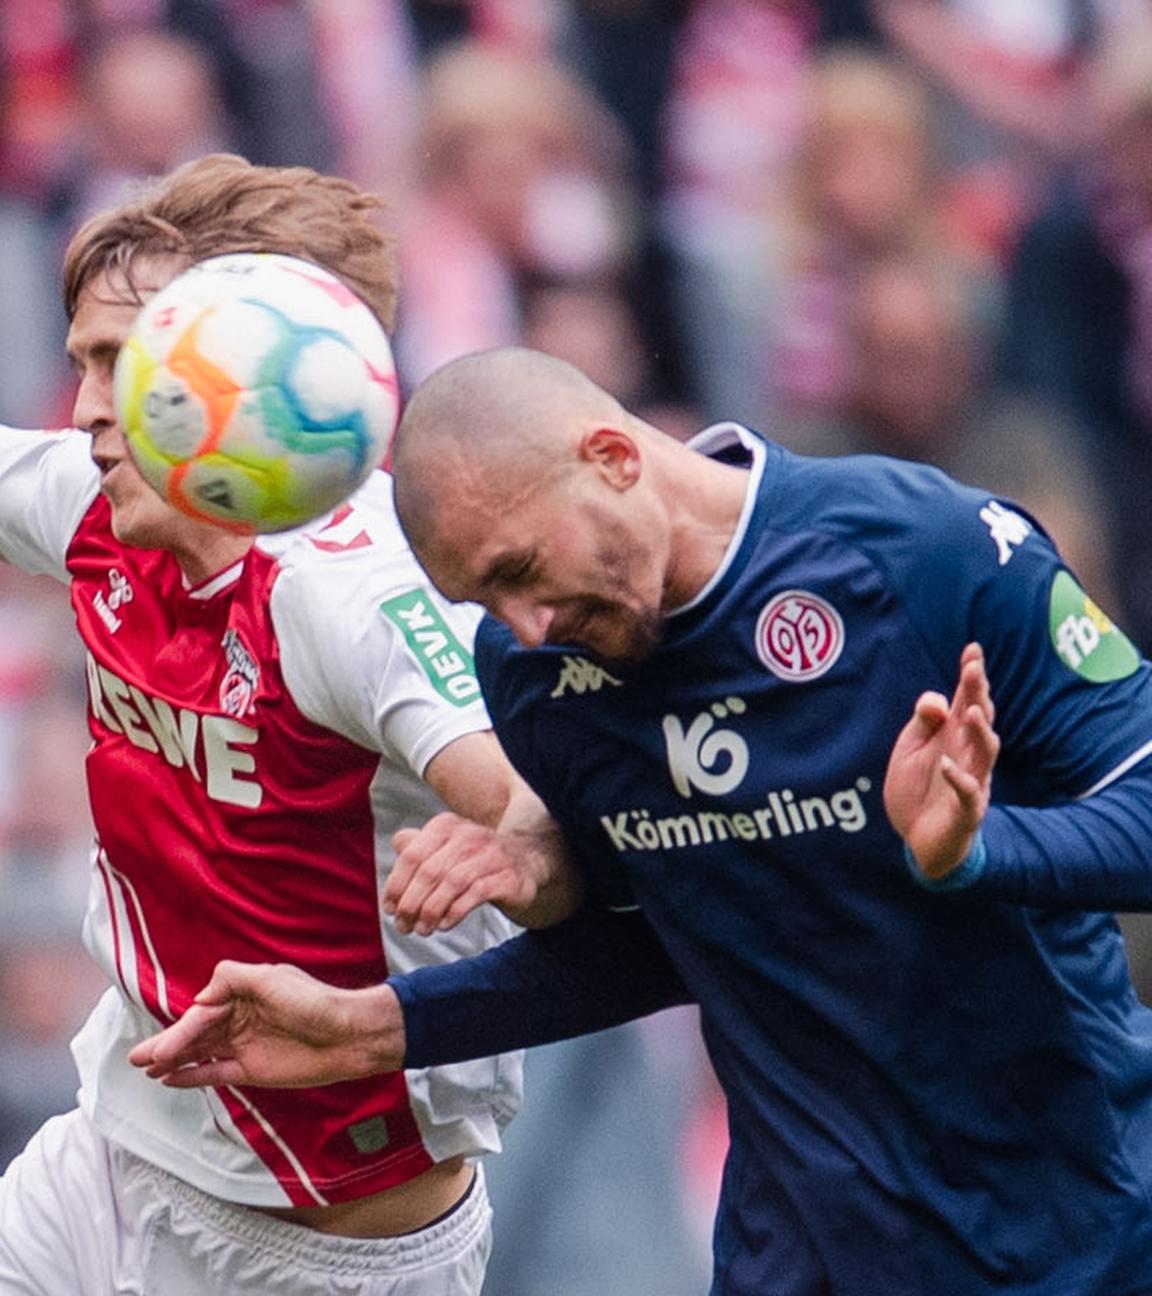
[73,367,118,435]
[499,597,555,650]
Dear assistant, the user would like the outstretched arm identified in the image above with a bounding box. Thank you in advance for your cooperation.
[130,907,691,1088]
[884,642,1000,882]
[128,962,405,1088]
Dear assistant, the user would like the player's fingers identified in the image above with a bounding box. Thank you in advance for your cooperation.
[158,1058,246,1089]
[401,851,511,934]
[195,959,270,1005]
[938,754,983,820]
[438,873,531,931]
[415,866,521,934]
[958,644,995,724]
[963,704,1000,774]
[386,815,474,918]
[387,846,466,933]
[143,1002,234,1068]
[912,691,950,735]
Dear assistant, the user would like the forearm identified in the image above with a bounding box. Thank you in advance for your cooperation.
[494,782,584,927]
[393,906,691,1068]
[954,762,1152,909]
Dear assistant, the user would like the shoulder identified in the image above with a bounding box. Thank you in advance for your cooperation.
[475,618,576,723]
[770,447,1022,561]
[262,472,437,627]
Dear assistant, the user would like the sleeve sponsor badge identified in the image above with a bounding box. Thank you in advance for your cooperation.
[379,588,481,705]
[1049,571,1140,682]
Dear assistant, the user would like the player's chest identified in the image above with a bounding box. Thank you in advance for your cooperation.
[71,554,279,729]
[537,574,932,867]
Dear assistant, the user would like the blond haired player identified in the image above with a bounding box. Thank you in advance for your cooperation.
[0,155,568,1296]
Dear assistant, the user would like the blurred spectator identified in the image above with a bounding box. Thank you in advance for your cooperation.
[0,200,68,427]
[482,1015,714,1296]
[788,249,1120,615]
[57,26,233,228]
[756,47,997,434]
[394,38,636,387]
[873,0,1095,170]
[658,0,822,427]
[307,0,419,204]
[0,929,106,1170]
[0,566,103,1173]
[1001,18,1152,652]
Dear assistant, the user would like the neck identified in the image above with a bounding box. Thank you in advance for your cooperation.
[173,529,254,587]
[661,452,752,610]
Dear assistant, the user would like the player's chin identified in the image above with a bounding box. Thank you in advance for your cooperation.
[108,494,180,550]
[589,613,664,669]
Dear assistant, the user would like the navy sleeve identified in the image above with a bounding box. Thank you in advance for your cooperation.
[824,458,1152,908]
[969,760,1152,909]
[849,468,1152,799]
[391,906,693,1068]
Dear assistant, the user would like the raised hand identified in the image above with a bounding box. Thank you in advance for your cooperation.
[883,642,1001,882]
[128,961,405,1089]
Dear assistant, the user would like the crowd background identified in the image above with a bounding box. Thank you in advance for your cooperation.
[3,2,1152,1291]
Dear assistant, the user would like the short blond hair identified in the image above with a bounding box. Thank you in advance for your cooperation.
[62,153,397,329]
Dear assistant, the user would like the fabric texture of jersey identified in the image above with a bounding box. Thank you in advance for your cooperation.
[0,427,521,1209]
[474,425,1152,1296]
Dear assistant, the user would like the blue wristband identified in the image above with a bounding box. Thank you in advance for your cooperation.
[903,831,987,893]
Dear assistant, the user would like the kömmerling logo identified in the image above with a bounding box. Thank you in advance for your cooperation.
[600,778,871,854]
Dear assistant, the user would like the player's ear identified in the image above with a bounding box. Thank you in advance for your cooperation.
[578,425,640,491]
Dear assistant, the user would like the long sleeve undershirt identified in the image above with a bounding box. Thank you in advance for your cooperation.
[974,759,1152,910]
[394,760,1152,1067]
[393,905,691,1069]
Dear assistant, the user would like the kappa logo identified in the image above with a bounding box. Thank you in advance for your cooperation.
[220,628,260,718]
[980,500,1032,566]
[551,655,622,698]
[92,568,134,634]
[756,590,844,682]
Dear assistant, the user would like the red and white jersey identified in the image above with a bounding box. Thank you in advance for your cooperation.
[0,427,522,1208]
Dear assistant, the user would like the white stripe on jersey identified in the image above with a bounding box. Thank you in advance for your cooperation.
[224,1086,329,1207]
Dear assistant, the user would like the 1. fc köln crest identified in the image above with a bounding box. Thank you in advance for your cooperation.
[220,627,260,717]
[755,590,844,681]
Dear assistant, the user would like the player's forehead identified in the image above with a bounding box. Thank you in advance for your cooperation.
[67,254,185,356]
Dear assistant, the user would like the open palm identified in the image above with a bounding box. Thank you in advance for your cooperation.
[884,643,1000,881]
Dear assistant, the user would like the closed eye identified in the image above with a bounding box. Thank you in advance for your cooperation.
[482,551,538,590]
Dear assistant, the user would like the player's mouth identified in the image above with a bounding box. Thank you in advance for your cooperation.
[93,455,124,485]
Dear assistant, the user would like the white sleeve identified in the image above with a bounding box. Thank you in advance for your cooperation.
[272,553,492,776]
[0,427,99,581]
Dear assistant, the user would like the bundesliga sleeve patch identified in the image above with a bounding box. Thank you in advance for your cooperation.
[1049,571,1140,682]
[379,589,481,705]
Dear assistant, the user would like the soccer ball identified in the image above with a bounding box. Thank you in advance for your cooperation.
[114,251,399,534]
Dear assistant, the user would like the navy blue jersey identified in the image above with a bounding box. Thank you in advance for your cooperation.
[472,426,1152,1296]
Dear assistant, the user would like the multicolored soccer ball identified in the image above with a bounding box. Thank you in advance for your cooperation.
[114,252,399,534]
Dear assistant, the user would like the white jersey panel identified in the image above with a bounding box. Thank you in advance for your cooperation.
[0,427,99,579]
[267,471,491,778]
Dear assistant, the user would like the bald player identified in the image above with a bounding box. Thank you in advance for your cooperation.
[137,347,1152,1296]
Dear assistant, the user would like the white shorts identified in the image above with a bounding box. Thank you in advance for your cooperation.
[0,1109,491,1296]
